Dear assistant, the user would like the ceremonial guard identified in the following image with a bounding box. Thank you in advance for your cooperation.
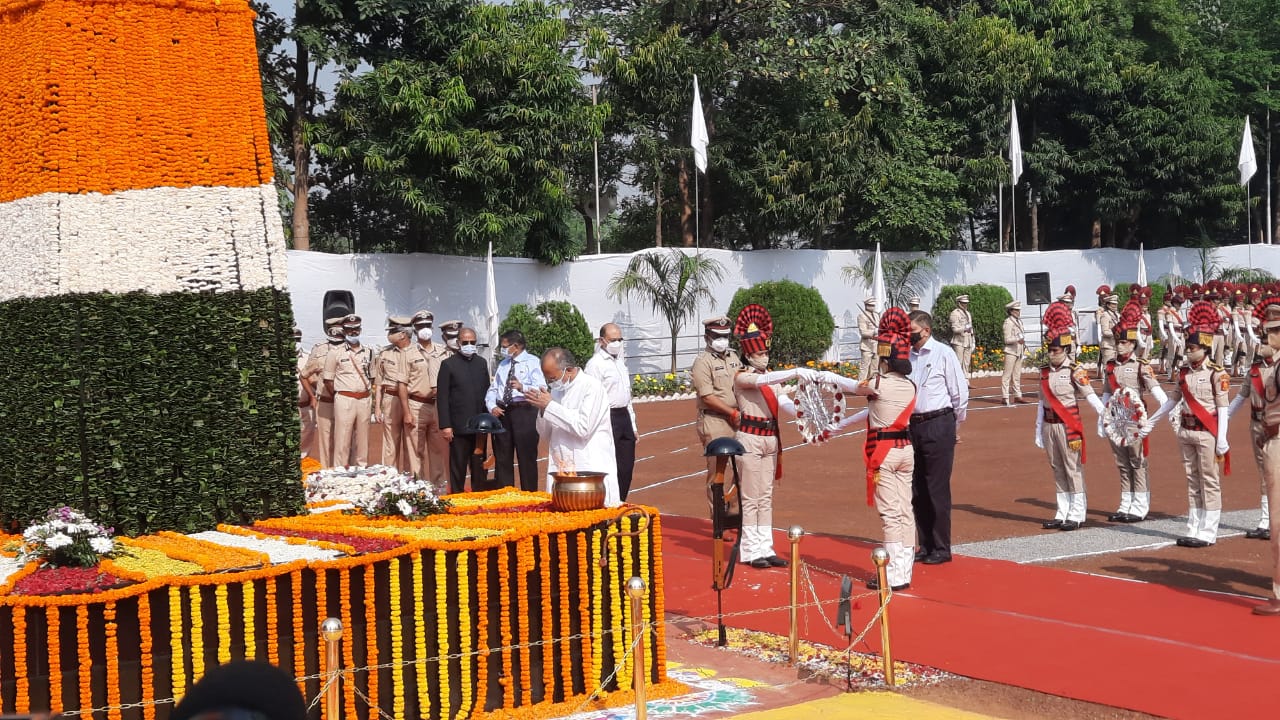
[691,316,743,482]
[1229,296,1280,544]
[1134,287,1154,360]
[324,315,375,467]
[858,297,881,381]
[1211,285,1231,367]
[1098,291,1120,372]
[1099,304,1169,522]
[294,327,317,459]
[373,317,414,470]
[828,308,919,590]
[949,294,975,378]
[1243,297,1280,616]
[304,319,346,467]
[730,306,811,568]
[1002,301,1026,405]
[1158,290,1186,379]
[1149,301,1232,547]
[1035,304,1105,530]
[406,311,451,488]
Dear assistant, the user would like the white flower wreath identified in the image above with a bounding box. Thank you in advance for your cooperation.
[1102,386,1148,447]
[793,377,846,444]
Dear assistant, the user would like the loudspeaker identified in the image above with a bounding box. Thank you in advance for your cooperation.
[322,290,355,321]
[1025,272,1051,305]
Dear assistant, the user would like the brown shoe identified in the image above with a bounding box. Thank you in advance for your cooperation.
[1252,600,1280,616]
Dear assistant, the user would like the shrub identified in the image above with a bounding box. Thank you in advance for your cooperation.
[932,284,1014,351]
[726,280,836,366]
[499,300,595,367]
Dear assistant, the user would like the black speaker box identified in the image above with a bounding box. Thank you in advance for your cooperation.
[1025,272,1051,305]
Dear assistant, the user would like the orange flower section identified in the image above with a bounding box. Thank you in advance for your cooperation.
[0,0,275,203]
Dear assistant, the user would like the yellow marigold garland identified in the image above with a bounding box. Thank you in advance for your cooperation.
[77,604,92,712]
[617,528,633,690]
[103,546,202,581]
[241,580,257,660]
[215,585,231,665]
[651,516,667,674]
[537,535,553,703]
[434,552,451,720]
[46,606,62,714]
[188,587,205,681]
[389,557,405,720]
[168,586,186,701]
[363,565,379,715]
[556,533,572,698]
[411,552,430,720]
[456,551,473,717]
[138,593,155,720]
[14,606,28,713]
[105,602,122,720]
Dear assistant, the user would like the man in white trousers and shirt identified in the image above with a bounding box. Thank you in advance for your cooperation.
[583,323,638,500]
[527,347,621,507]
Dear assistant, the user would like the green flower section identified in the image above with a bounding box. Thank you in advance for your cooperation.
[0,288,302,535]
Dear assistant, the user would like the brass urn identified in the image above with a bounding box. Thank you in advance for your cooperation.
[550,471,608,511]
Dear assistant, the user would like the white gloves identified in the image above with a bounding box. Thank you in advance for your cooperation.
[1216,407,1230,456]
[1148,396,1178,426]
[1149,385,1169,408]
[1035,403,1045,449]
[822,370,861,393]
[1086,393,1105,415]
[1098,394,1110,438]
[753,368,800,386]
[1139,419,1154,438]
[835,407,869,431]
[777,393,798,418]
[795,367,820,383]
[1227,392,1247,419]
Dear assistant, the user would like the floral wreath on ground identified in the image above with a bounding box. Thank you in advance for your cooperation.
[303,464,450,519]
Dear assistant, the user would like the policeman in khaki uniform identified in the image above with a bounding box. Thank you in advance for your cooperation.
[949,294,975,378]
[324,315,375,467]
[304,319,346,467]
[438,319,464,354]
[1001,301,1026,405]
[1149,301,1232,547]
[406,310,451,489]
[1098,293,1120,370]
[857,298,881,381]
[294,328,317,459]
[1099,308,1169,522]
[1243,298,1280,616]
[373,317,414,470]
[1035,322,1105,531]
[691,316,742,481]
[1229,298,1280,544]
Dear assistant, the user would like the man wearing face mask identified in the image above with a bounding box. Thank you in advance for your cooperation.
[324,314,375,467]
[691,316,743,483]
[583,323,637,500]
[437,328,494,492]
[304,318,347,467]
[486,330,547,491]
[1148,301,1232,547]
[1228,297,1280,547]
[373,317,414,470]
[438,320,464,355]
[527,348,620,506]
[1035,313,1106,531]
[1241,298,1280,615]
[1098,305,1169,523]
[403,310,451,488]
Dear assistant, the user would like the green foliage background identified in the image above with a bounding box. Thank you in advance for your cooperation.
[0,289,302,536]
[933,284,1015,350]
[726,280,836,366]
[499,300,595,367]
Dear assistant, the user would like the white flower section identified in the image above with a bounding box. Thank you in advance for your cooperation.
[188,530,342,565]
[0,556,25,586]
[0,183,288,301]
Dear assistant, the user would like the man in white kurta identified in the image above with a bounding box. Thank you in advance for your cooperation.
[527,347,621,506]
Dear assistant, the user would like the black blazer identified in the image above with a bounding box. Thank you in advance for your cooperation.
[437,354,492,430]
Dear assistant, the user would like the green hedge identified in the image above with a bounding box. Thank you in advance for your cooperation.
[499,300,595,366]
[727,280,836,366]
[932,283,1014,350]
[0,288,303,536]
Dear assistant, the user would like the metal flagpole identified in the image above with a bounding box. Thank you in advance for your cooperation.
[1247,183,1252,268]
[695,170,700,250]
[592,84,602,254]
[1268,95,1273,245]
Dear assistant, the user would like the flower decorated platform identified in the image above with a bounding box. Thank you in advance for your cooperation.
[0,490,677,720]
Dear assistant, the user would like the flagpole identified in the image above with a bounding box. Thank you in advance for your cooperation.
[592,83,602,255]
[695,170,700,250]
[998,182,1003,253]
[1268,92,1273,245]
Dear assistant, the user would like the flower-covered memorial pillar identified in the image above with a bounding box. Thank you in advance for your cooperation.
[0,0,302,533]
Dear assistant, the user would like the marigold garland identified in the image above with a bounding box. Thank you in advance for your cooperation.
[363,564,379,715]
[651,516,667,674]
[242,580,257,660]
[637,520,652,685]
[214,584,232,665]
[168,586,186,701]
[265,574,281,668]
[474,548,491,718]
[105,602,122,720]
[77,604,92,712]
[14,606,29,713]
[497,544,513,710]
[456,550,473,717]
[138,593,156,720]
[516,538,532,707]
[434,552,451,720]
[389,557,405,720]
[556,534,572,698]
[575,531,592,696]
[536,535,553,703]
[339,570,357,720]
[104,546,202,581]
[410,552,430,720]
[589,531,603,694]
[46,605,62,714]
[616,528,633,691]
[188,586,205,681]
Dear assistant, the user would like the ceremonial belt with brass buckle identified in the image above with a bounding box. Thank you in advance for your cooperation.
[409,393,436,404]
[1180,414,1208,431]
[738,414,778,436]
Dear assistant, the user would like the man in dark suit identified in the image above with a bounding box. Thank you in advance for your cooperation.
[437,327,495,492]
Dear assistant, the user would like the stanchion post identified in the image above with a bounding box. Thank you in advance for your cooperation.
[871,547,895,688]
[321,617,343,720]
[787,526,804,665]
[626,577,648,720]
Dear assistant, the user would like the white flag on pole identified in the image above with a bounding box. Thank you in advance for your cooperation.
[872,241,887,310]
[691,75,709,173]
[1239,116,1257,186]
[1136,242,1147,287]
[485,242,500,361]
[1010,100,1024,186]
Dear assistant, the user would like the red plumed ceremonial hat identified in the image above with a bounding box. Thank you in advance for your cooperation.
[1044,301,1073,329]
[1255,296,1280,332]
[734,304,773,355]
[1116,303,1143,343]
[1096,284,1112,296]
[876,307,912,361]
[1065,285,1077,297]
[1185,300,1219,348]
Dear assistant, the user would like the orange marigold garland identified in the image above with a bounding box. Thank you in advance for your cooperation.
[617,528,633,691]
[575,531,592,696]
[651,516,667,675]
[339,570,357,720]
[46,605,62,714]
[105,602,122,720]
[516,538,532,707]
[168,586,186,701]
[473,549,491,718]
[410,552,430,720]
[556,533,572,698]
[456,550,473,717]
[77,604,93,713]
[265,574,281,668]
[636,520,652,685]
[13,606,28,713]
[497,544,513,709]
[434,552,451,720]
[241,580,257,660]
[363,564,379,716]
[138,593,156,720]
[537,535,553,703]
[389,557,405,720]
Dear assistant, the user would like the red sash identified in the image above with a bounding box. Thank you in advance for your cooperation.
[760,384,783,481]
[1178,367,1231,475]
[1041,366,1087,462]
[863,396,916,506]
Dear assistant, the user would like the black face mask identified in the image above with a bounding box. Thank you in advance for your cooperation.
[909,331,923,345]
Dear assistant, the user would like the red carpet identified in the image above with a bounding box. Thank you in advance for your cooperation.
[659,515,1279,720]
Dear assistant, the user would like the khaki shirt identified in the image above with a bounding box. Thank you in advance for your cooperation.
[406,342,449,398]
[1159,306,1183,336]
[324,345,374,393]
[949,308,973,348]
[858,310,881,354]
[1099,309,1119,348]
[1105,357,1158,395]
[1241,359,1280,427]
[1003,317,1025,358]
[374,345,408,390]
[691,347,741,439]
[1169,363,1230,416]
[1043,363,1096,409]
[867,373,916,428]
[304,343,337,397]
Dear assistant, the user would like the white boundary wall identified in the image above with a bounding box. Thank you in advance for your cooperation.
[286,244,1279,375]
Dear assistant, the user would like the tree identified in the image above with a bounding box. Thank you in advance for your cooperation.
[844,255,939,311]
[606,249,725,372]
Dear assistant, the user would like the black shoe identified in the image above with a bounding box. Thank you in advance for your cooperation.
[1120,514,1144,523]
[749,558,772,569]
[921,553,952,565]
[1246,528,1270,540]
[1042,519,1064,530]
[913,549,929,563]
[765,555,789,567]
[1059,521,1081,531]
[1107,512,1128,522]
[1176,537,1210,548]
[866,578,911,591]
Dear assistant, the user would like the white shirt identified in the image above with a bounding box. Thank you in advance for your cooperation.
[908,336,969,421]
[583,346,637,432]
[537,371,620,506]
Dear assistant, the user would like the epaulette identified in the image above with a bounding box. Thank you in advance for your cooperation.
[1208,362,1225,372]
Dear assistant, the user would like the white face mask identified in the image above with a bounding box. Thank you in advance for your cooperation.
[709,337,730,353]
[459,343,477,357]
[505,346,518,358]
[550,368,573,392]
[1188,348,1206,364]
[748,354,769,371]
[605,340,624,357]
[1048,348,1066,366]
[1258,343,1276,358]
[446,337,460,349]
[345,335,360,345]
[1268,330,1280,352]
[417,328,432,341]
[1116,342,1134,358]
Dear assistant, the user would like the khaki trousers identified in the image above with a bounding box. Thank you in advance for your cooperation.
[699,414,736,481]
[1260,435,1280,599]
[1002,354,1023,400]
[299,404,317,459]
[316,399,335,468]
[1044,422,1085,494]
[1211,335,1225,366]
[736,431,779,562]
[860,351,877,383]
[875,446,916,546]
[380,393,407,470]
[408,400,449,490]
[333,394,371,467]
[1108,438,1148,496]
[952,343,973,376]
[1176,428,1220,512]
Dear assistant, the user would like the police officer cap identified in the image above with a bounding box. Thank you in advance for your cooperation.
[463,412,507,435]
[291,327,302,340]
[342,314,362,329]
[439,320,464,337]
[1005,301,1021,311]
[702,316,732,335]
[386,315,413,332]
[325,324,346,339]
[1103,294,1118,304]
[909,296,921,307]
[956,294,970,304]
[1058,294,1073,303]
[864,297,878,308]
[323,317,344,328]
[412,310,434,327]
[704,437,746,457]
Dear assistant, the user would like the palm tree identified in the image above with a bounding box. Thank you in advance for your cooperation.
[608,249,726,373]
[842,255,938,310]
